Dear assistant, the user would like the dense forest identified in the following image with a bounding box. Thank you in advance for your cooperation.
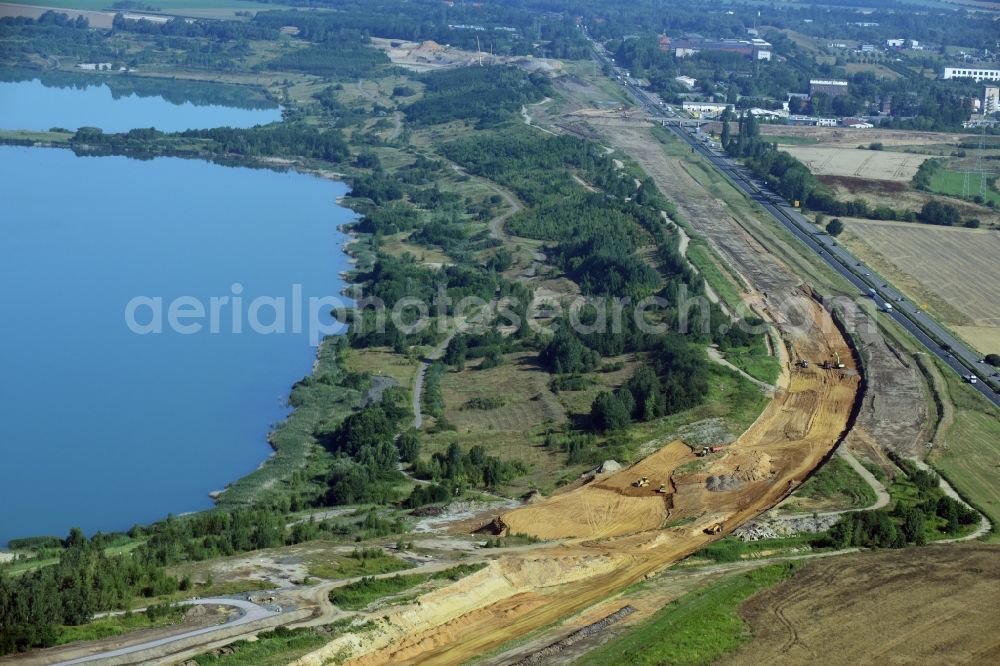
[405,66,551,127]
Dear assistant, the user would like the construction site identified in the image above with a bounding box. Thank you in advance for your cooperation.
[9,32,998,666]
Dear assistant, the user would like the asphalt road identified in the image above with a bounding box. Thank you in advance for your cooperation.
[52,598,278,666]
[590,40,1000,408]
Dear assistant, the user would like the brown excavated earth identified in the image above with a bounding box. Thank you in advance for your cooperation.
[721,544,1000,666]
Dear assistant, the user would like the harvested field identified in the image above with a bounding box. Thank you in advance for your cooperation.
[0,3,115,28]
[840,219,1000,337]
[782,145,929,182]
[754,125,971,148]
[720,545,1000,666]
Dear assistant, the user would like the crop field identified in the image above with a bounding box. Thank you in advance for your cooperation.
[930,168,1000,207]
[720,545,1000,665]
[782,145,929,182]
[6,0,275,11]
[755,125,970,148]
[931,362,1000,538]
[840,219,1000,352]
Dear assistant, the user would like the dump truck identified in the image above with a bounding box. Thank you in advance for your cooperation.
[704,522,724,535]
[633,476,649,488]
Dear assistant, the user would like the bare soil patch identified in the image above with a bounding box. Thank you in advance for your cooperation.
[721,545,1000,666]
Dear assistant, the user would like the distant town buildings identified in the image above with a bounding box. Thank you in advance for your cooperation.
[681,101,732,117]
[886,39,905,48]
[788,115,838,127]
[674,76,697,90]
[672,35,772,61]
[984,84,1000,115]
[810,79,849,97]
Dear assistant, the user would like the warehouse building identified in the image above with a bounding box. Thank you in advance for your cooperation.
[673,35,772,61]
[809,79,849,97]
[943,67,1000,83]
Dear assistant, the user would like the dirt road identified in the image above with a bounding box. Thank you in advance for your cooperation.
[38,599,278,666]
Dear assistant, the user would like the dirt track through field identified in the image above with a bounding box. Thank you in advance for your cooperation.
[720,545,1000,666]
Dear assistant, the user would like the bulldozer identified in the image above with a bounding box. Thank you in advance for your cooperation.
[657,484,668,494]
[704,522,724,535]
[633,476,649,488]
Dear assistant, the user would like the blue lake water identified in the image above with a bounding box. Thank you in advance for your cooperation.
[0,78,282,133]
[0,146,354,545]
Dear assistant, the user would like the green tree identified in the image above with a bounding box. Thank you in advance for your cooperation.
[826,218,845,236]
[591,391,631,432]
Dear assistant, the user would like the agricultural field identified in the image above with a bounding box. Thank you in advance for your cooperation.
[930,359,1000,537]
[929,168,1000,207]
[819,175,1000,228]
[720,545,1000,665]
[782,145,929,182]
[838,218,1000,355]
[754,125,970,148]
[5,0,276,12]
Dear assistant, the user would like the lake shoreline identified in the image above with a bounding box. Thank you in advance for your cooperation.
[0,143,360,545]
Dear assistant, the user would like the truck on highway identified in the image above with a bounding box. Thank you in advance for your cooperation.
[868,288,877,298]
[967,375,978,385]
[882,303,893,313]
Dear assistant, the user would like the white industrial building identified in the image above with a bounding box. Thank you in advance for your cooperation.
[943,67,1000,83]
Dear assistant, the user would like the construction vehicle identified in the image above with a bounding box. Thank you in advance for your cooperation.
[704,522,724,535]
[833,352,845,369]
[633,476,649,488]
[821,359,833,370]
[696,445,725,457]
[799,359,809,368]
[657,484,668,494]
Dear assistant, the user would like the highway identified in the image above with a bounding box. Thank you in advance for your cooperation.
[588,39,1000,408]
